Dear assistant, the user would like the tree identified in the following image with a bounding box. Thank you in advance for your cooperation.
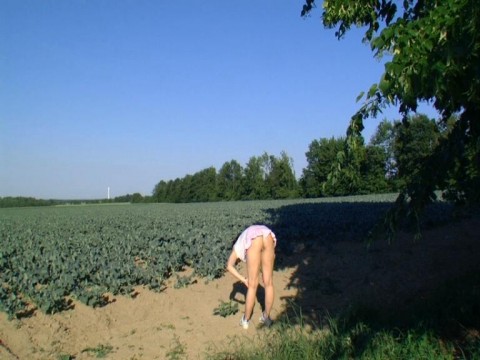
[302,135,391,196]
[266,151,299,199]
[368,115,444,191]
[190,167,218,202]
[302,0,480,230]
[153,180,168,202]
[131,193,144,203]
[242,156,268,200]
[217,160,243,200]
[325,132,367,196]
[370,119,397,181]
[393,114,440,187]
[168,178,183,203]
[361,144,391,193]
[300,137,345,197]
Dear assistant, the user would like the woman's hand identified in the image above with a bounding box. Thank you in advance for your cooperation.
[227,250,249,288]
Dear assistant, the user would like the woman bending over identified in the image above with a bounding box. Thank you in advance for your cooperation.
[226,224,276,329]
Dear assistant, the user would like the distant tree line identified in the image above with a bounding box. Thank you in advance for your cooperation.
[152,114,449,203]
[0,197,61,208]
[1,113,453,207]
[153,151,299,202]
[112,193,152,203]
[0,195,152,208]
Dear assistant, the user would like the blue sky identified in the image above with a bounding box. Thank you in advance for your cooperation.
[1,1,435,199]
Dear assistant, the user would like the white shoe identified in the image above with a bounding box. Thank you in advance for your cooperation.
[239,315,249,330]
[259,312,273,327]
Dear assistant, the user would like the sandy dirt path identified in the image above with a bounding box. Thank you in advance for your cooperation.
[0,262,297,360]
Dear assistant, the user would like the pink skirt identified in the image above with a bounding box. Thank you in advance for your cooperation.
[234,225,277,262]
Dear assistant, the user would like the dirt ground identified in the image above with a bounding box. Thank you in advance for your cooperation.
[1,216,479,360]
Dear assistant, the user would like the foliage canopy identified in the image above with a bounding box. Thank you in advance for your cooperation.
[302,0,480,231]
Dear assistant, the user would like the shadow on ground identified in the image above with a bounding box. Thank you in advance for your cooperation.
[229,281,266,313]
[263,200,480,336]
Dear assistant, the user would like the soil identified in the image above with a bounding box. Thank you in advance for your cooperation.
[1,216,479,360]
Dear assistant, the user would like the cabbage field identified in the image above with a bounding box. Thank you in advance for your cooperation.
[0,194,451,319]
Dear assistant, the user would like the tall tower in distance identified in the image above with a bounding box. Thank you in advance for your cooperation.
[107,187,110,200]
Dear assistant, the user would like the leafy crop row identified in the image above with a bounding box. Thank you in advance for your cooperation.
[0,195,451,318]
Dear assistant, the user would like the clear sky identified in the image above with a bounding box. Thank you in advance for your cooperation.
[0,1,434,199]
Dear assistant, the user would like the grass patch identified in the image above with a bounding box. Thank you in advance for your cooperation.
[213,299,239,318]
[81,344,114,358]
[57,355,75,360]
[166,335,187,360]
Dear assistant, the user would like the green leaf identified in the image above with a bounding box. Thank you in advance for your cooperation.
[367,83,378,98]
[355,91,365,102]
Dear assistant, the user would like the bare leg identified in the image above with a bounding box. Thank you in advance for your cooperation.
[261,234,275,318]
[245,236,262,320]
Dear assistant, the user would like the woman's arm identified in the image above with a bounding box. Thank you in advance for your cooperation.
[226,250,248,287]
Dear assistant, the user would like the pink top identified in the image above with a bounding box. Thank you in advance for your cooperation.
[233,225,277,262]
